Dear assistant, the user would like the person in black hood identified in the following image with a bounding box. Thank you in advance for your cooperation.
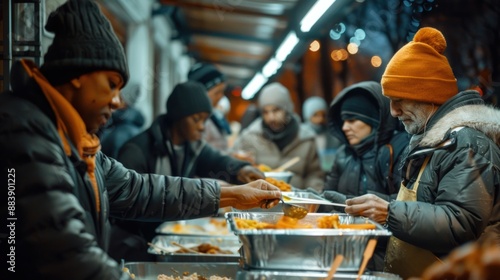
[318,81,410,272]
[320,81,409,206]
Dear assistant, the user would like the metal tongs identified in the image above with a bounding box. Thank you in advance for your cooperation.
[282,194,347,208]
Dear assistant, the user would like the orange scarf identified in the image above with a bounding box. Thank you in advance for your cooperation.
[20,59,101,214]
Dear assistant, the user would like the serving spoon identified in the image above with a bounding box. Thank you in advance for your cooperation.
[281,198,308,219]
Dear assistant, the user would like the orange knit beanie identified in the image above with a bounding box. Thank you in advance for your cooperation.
[381,27,458,105]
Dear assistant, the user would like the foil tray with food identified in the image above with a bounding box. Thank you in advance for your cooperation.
[148,235,241,263]
[123,262,240,280]
[236,270,402,280]
[233,191,328,214]
[225,212,391,272]
[156,217,234,237]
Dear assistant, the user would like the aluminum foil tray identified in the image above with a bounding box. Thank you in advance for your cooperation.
[234,191,328,213]
[236,270,402,280]
[225,212,391,272]
[156,217,233,236]
[123,262,240,280]
[148,235,241,263]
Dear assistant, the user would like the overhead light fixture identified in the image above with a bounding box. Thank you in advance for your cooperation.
[275,31,299,61]
[300,0,336,32]
[242,0,342,100]
[242,73,268,100]
[262,58,283,78]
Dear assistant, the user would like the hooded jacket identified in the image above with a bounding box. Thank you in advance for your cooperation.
[324,81,410,199]
[387,90,500,256]
[0,64,221,279]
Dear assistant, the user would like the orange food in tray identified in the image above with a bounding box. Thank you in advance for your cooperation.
[337,224,376,230]
[265,177,292,192]
[236,215,376,230]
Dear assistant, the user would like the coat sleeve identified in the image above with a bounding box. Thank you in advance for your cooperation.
[0,100,130,279]
[100,155,221,221]
[388,141,497,254]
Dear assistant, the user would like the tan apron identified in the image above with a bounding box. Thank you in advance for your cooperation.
[384,156,442,279]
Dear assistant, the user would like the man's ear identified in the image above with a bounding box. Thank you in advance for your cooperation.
[70,77,82,89]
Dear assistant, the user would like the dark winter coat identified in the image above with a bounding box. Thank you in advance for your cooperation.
[324,81,410,200]
[0,74,221,279]
[387,90,500,256]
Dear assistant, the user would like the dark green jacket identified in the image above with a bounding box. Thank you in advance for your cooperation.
[387,90,500,256]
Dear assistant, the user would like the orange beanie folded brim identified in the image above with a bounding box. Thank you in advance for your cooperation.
[381,27,458,105]
[382,75,458,104]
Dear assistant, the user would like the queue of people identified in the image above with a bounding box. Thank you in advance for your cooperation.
[1,0,498,279]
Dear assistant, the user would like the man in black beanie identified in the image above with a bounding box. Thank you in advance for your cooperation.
[113,81,266,261]
[0,1,282,278]
[188,62,232,152]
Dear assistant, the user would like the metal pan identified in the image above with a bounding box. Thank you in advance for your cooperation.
[148,235,241,263]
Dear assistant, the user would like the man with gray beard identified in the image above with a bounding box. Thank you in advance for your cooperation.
[343,27,500,279]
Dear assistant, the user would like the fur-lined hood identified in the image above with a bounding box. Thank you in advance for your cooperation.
[420,92,500,147]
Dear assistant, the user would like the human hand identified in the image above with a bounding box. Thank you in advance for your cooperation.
[219,179,282,210]
[237,165,265,183]
[344,194,389,224]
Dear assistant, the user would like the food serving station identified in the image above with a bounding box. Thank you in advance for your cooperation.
[123,191,401,280]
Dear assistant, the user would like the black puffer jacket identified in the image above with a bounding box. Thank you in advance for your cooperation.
[387,90,500,256]
[0,76,221,279]
[324,81,410,199]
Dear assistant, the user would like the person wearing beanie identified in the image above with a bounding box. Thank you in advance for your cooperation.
[318,81,410,271]
[231,82,325,192]
[0,1,282,279]
[301,96,342,171]
[100,83,145,158]
[188,62,231,152]
[343,27,500,278]
[113,81,266,261]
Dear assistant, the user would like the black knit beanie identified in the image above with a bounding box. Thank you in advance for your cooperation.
[187,63,225,90]
[340,89,379,128]
[165,81,213,123]
[40,0,129,86]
